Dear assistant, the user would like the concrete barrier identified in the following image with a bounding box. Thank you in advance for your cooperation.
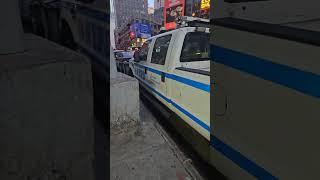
[110,73,139,134]
[0,34,94,180]
[110,49,139,134]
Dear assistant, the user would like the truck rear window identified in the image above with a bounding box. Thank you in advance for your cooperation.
[180,32,210,62]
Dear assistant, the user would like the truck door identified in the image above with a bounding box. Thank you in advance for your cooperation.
[171,31,211,140]
[210,16,320,179]
[147,34,173,107]
[133,40,151,82]
[210,20,280,179]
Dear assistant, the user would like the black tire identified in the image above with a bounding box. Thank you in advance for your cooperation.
[119,63,124,73]
[129,69,134,77]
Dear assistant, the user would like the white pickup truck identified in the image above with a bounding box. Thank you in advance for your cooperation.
[133,23,211,153]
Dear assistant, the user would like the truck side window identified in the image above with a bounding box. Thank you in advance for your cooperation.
[151,35,172,65]
[180,32,210,62]
[138,40,151,61]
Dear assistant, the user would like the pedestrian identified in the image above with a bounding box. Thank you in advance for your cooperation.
[133,48,140,61]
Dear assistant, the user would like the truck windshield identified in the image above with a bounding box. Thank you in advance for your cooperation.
[180,32,210,62]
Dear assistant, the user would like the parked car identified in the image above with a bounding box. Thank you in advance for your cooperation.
[114,50,134,76]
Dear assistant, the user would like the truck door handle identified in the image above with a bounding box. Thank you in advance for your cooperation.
[161,72,165,82]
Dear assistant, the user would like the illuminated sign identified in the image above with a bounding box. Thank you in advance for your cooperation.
[200,0,210,10]
[164,0,185,30]
[130,23,152,39]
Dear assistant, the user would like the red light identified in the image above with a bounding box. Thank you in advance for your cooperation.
[130,32,135,38]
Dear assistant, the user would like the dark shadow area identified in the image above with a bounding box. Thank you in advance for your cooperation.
[19,6,109,180]
[91,57,109,180]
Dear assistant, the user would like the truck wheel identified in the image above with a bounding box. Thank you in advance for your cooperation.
[120,63,123,73]
[129,69,133,77]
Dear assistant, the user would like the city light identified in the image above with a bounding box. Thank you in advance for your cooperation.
[200,0,210,10]
[130,32,135,38]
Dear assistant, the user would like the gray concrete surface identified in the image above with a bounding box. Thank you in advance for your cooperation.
[0,34,94,180]
[110,72,139,133]
[110,47,117,78]
[110,99,204,180]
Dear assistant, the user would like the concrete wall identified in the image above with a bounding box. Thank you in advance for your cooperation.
[0,34,94,180]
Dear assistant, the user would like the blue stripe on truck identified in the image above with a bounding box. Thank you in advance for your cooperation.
[135,74,210,132]
[134,63,210,92]
[167,73,210,92]
[137,72,276,179]
[211,45,320,98]
[210,135,278,180]
[135,65,277,179]
[210,45,289,179]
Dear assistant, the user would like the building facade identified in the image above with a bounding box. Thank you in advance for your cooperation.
[113,0,148,49]
[148,7,155,14]
[153,7,164,25]
[115,18,161,50]
[154,0,165,26]
[154,0,165,9]
[185,0,210,19]
[115,25,131,50]
[113,0,148,30]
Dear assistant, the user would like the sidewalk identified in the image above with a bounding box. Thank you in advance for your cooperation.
[110,99,203,180]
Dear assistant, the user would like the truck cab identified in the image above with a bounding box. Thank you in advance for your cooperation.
[133,18,211,142]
